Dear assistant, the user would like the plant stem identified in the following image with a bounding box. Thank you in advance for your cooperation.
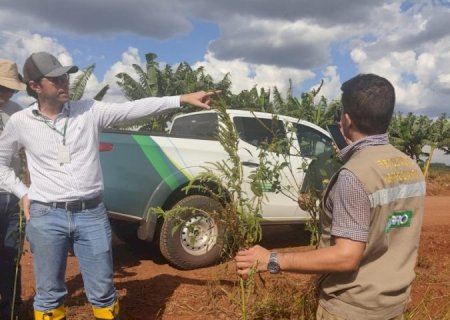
[11,207,24,320]
[423,145,436,178]
[239,277,247,320]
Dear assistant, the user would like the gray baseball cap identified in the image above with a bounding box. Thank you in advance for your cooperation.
[23,52,78,82]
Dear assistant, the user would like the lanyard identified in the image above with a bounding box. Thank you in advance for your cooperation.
[34,104,71,145]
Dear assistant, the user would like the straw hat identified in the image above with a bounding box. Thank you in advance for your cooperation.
[0,59,26,91]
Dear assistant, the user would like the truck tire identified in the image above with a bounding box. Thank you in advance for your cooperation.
[160,195,225,270]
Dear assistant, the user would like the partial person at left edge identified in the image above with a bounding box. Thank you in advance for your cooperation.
[0,59,26,320]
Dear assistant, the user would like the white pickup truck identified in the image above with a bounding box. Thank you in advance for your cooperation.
[99,109,333,269]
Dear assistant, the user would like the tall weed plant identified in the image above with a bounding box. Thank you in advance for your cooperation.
[158,100,328,318]
[9,150,27,320]
[159,101,271,319]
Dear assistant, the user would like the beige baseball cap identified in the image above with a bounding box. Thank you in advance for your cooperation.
[0,59,26,91]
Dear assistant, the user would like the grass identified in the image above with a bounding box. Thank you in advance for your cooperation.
[203,269,317,320]
[196,257,449,320]
[427,164,450,188]
[406,285,450,320]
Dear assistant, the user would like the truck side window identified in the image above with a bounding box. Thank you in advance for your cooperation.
[295,124,341,195]
[234,117,287,150]
[294,123,333,157]
[171,113,218,140]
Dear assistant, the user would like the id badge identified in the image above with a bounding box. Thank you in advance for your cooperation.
[57,144,71,164]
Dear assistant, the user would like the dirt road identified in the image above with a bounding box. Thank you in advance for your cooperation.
[19,196,449,319]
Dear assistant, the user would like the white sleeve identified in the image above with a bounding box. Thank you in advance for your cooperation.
[0,119,28,198]
[91,96,181,128]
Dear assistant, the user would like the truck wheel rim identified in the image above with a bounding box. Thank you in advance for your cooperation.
[180,214,218,256]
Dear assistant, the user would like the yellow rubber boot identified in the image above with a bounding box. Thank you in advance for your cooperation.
[92,300,120,320]
[34,305,66,319]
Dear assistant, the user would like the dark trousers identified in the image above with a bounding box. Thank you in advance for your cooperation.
[0,193,23,318]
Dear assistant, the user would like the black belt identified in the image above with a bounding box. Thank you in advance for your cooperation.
[33,196,102,212]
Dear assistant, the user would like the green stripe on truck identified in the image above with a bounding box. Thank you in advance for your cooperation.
[132,135,181,191]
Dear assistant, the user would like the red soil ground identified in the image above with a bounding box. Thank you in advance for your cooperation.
[19,195,449,319]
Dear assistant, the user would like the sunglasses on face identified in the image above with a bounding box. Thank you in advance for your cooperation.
[44,73,69,85]
[0,85,18,94]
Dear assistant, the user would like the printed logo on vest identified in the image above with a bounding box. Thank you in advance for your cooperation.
[385,210,413,232]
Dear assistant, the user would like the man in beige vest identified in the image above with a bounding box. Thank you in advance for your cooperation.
[235,74,425,320]
[0,59,26,320]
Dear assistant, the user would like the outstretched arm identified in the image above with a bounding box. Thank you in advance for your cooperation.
[94,90,221,128]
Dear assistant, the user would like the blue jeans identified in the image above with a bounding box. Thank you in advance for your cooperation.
[26,201,117,311]
[0,193,23,316]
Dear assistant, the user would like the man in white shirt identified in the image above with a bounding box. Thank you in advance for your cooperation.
[0,52,216,320]
[0,59,26,320]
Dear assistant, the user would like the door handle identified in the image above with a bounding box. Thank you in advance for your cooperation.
[242,161,258,167]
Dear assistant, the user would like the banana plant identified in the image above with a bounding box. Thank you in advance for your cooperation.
[228,86,272,112]
[389,112,432,166]
[423,114,450,177]
[69,64,109,101]
[272,79,338,128]
[115,52,230,131]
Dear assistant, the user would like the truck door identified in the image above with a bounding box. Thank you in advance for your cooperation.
[233,116,305,221]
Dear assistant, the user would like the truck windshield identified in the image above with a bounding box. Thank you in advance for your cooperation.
[170,113,218,139]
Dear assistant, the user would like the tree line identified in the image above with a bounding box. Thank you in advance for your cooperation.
[70,52,450,174]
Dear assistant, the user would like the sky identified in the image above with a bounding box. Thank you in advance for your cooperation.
[1,0,450,117]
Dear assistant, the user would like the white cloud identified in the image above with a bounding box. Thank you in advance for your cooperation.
[0,1,191,39]
[193,51,315,94]
[0,30,129,104]
[350,48,368,64]
[210,15,346,69]
[416,53,436,85]
[2,1,450,116]
[101,47,143,103]
[438,73,450,87]
[316,66,342,101]
[1,31,79,106]
[345,2,450,116]
[0,31,73,68]
[350,33,450,116]
[350,51,425,112]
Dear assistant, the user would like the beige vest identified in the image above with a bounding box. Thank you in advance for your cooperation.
[318,144,425,319]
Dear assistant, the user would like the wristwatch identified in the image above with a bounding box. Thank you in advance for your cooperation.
[267,251,281,274]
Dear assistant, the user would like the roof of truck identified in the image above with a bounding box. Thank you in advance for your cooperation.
[173,109,330,137]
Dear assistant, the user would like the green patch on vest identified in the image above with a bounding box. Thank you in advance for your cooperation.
[385,210,413,232]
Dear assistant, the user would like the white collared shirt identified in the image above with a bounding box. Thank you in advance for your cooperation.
[0,100,23,193]
[0,96,180,202]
